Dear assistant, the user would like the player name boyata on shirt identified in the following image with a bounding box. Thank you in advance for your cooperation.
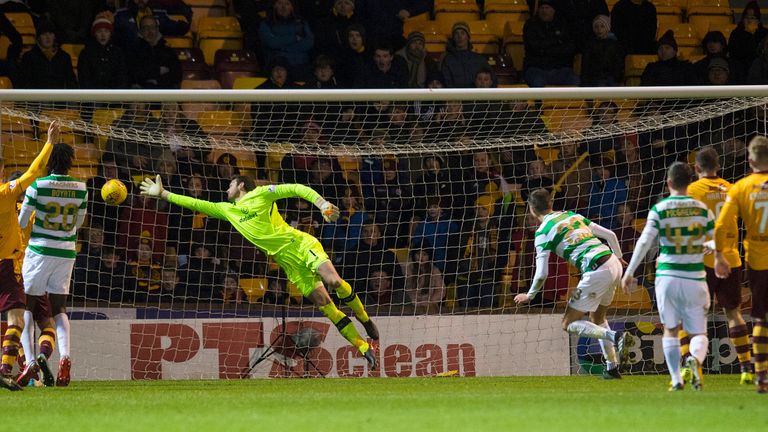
[21,175,88,259]
[647,196,714,281]
[535,211,612,274]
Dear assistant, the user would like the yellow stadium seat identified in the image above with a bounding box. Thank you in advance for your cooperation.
[337,156,360,173]
[389,248,410,265]
[541,109,591,132]
[655,5,683,26]
[624,54,657,86]
[502,21,525,73]
[435,14,462,37]
[209,149,257,169]
[485,12,528,34]
[91,108,125,150]
[240,278,268,303]
[686,0,729,8]
[186,0,228,34]
[165,36,194,48]
[0,135,42,159]
[196,110,244,137]
[181,79,222,90]
[534,146,560,165]
[197,17,244,65]
[402,12,430,37]
[232,76,267,89]
[287,281,303,304]
[0,33,34,61]
[0,113,33,133]
[60,44,84,69]
[687,6,734,39]
[70,166,97,181]
[606,0,620,11]
[434,0,480,21]
[200,39,244,66]
[73,142,101,165]
[484,0,529,14]
[39,109,83,143]
[467,20,500,44]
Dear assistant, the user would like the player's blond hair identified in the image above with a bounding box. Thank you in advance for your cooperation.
[748,136,768,168]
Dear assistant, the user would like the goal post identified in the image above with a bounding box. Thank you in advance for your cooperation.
[0,86,766,380]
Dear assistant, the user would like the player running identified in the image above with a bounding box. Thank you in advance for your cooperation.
[514,188,630,379]
[0,120,58,391]
[714,136,768,394]
[19,141,87,387]
[623,162,713,391]
[139,174,380,370]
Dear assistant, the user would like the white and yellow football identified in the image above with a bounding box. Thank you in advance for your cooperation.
[101,179,128,206]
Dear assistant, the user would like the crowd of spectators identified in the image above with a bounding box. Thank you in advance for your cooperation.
[0,0,765,311]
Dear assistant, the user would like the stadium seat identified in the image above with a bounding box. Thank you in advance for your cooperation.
[687,6,734,39]
[402,12,430,38]
[0,135,42,160]
[196,110,244,138]
[232,76,268,89]
[486,54,517,84]
[60,44,84,69]
[686,0,729,8]
[534,146,560,165]
[209,149,257,169]
[484,0,529,14]
[468,22,500,54]
[389,248,410,265]
[175,47,211,80]
[185,0,228,34]
[484,12,528,35]
[91,108,125,150]
[655,5,683,26]
[287,281,303,305]
[502,21,525,73]
[214,49,259,89]
[0,34,35,61]
[69,166,97,181]
[197,17,244,65]
[165,36,194,48]
[623,54,657,86]
[181,79,222,90]
[0,113,33,134]
[337,156,360,173]
[39,109,83,144]
[540,108,591,132]
[74,142,101,165]
[434,0,481,22]
[239,278,268,303]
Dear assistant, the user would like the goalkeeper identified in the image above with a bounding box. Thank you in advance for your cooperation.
[140,174,380,369]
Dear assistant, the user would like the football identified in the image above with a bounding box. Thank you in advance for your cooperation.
[101,179,128,206]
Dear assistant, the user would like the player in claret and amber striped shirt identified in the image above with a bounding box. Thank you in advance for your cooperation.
[624,162,713,391]
[715,135,768,394]
[0,120,58,391]
[140,174,380,371]
[686,147,753,385]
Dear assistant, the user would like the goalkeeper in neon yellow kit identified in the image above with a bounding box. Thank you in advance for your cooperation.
[140,174,379,369]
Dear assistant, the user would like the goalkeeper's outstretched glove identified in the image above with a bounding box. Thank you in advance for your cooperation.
[320,201,340,223]
[140,174,166,198]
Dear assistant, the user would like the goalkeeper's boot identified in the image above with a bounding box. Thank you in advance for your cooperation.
[56,356,71,387]
[602,367,622,380]
[668,382,684,392]
[37,354,55,387]
[0,375,22,391]
[361,319,380,341]
[740,371,755,385]
[363,346,378,371]
[686,356,703,391]
[15,360,39,387]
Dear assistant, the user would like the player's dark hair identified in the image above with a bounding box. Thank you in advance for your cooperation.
[232,175,255,192]
[667,161,693,189]
[8,170,23,181]
[47,143,74,175]
[696,146,720,172]
[528,188,553,215]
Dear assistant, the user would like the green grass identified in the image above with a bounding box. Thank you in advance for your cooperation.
[6,376,768,431]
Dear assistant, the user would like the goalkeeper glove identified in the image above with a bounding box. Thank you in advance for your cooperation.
[319,201,340,223]
[140,174,166,198]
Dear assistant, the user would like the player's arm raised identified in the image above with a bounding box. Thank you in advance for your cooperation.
[265,183,339,222]
[714,187,739,279]
[140,174,227,220]
[10,120,59,194]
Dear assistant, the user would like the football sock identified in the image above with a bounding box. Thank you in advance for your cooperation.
[663,336,682,386]
[678,329,691,361]
[0,325,22,375]
[54,313,70,358]
[566,320,612,341]
[20,311,34,363]
[39,328,56,359]
[729,324,752,372]
[319,303,369,354]
[336,279,370,323]
[753,321,768,380]
[690,334,709,365]
[597,321,618,370]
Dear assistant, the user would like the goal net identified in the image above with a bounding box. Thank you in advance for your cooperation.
[0,87,766,380]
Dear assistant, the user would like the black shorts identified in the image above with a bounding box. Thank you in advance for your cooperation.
[706,266,743,311]
[747,268,768,321]
[0,259,25,312]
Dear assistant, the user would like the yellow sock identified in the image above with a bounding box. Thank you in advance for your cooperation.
[39,328,56,358]
[319,303,369,354]
[729,324,752,371]
[678,329,691,360]
[336,279,370,323]
[1,325,22,372]
[754,323,768,375]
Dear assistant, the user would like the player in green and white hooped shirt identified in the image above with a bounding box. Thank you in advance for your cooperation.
[18,143,87,386]
[623,162,713,391]
[140,174,380,371]
[514,189,630,379]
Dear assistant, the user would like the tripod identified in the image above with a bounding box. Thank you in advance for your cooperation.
[244,301,325,378]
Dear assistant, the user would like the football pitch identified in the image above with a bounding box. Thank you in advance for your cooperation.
[6,376,768,431]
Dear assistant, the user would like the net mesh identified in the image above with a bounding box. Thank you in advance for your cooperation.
[0,90,765,379]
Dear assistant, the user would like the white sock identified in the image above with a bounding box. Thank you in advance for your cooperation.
[54,313,70,358]
[597,321,618,370]
[663,336,682,386]
[690,334,709,365]
[20,310,34,363]
[566,320,613,341]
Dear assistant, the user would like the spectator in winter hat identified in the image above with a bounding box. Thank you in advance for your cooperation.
[640,30,695,86]
[729,0,768,74]
[78,13,129,89]
[522,0,579,87]
[441,21,488,88]
[395,31,438,88]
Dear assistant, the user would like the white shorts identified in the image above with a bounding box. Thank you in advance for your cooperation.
[655,276,710,335]
[22,249,74,296]
[567,254,621,313]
